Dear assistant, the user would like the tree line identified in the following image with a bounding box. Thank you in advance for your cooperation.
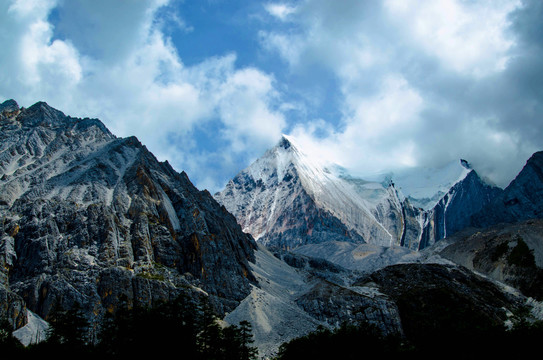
[0,294,257,359]
[273,317,543,359]
[3,290,543,359]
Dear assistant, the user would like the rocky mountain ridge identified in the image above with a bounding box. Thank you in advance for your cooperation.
[472,150,543,227]
[0,99,257,338]
[213,132,543,357]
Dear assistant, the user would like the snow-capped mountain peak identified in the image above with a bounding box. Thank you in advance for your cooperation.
[216,135,502,251]
[249,134,331,185]
[216,135,408,248]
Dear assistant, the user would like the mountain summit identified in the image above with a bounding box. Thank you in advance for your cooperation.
[215,134,383,249]
[215,134,502,251]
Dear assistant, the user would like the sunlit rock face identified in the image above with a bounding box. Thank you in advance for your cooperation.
[215,136,369,250]
[0,99,257,330]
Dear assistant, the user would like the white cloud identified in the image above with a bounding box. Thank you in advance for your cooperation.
[0,0,288,192]
[1,0,539,192]
[21,22,82,86]
[384,0,521,76]
[215,67,286,153]
[342,75,423,140]
[265,3,296,21]
[8,0,56,16]
[290,74,422,175]
[54,0,168,63]
[0,0,82,105]
[263,0,520,79]
[259,31,301,67]
[260,0,533,187]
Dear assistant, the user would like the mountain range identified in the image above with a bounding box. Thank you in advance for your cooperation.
[1,99,542,358]
[214,134,503,261]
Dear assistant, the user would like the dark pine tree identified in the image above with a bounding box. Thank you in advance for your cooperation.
[0,319,24,355]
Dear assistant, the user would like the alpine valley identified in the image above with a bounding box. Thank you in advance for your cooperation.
[1,99,543,358]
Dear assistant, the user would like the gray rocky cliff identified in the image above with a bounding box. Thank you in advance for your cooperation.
[419,169,503,249]
[0,99,257,334]
[472,151,543,227]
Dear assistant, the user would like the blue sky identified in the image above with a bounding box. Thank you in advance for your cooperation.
[1,0,542,193]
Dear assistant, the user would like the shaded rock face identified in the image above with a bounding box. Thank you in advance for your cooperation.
[0,286,26,329]
[419,170,503,249]
[0,100,257,331]
[473,151,543,227]
[295,280,403,336]
[354,263,526,342]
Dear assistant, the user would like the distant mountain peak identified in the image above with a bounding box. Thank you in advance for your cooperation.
[0,99,19,113]
[271,134,307,162]
[527,150,543,171]
[27,100,52,110]
[275,134,313,157]
[216,137,505,251]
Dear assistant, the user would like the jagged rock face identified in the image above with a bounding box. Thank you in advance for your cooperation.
[215,135,502,252]
[0,286,26,330]
[0,100,257,330]
[215,136,415,250]
[399,200,424,249]
[419,170,503,249]
[295,281,403,336]
[473,151,543,227]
